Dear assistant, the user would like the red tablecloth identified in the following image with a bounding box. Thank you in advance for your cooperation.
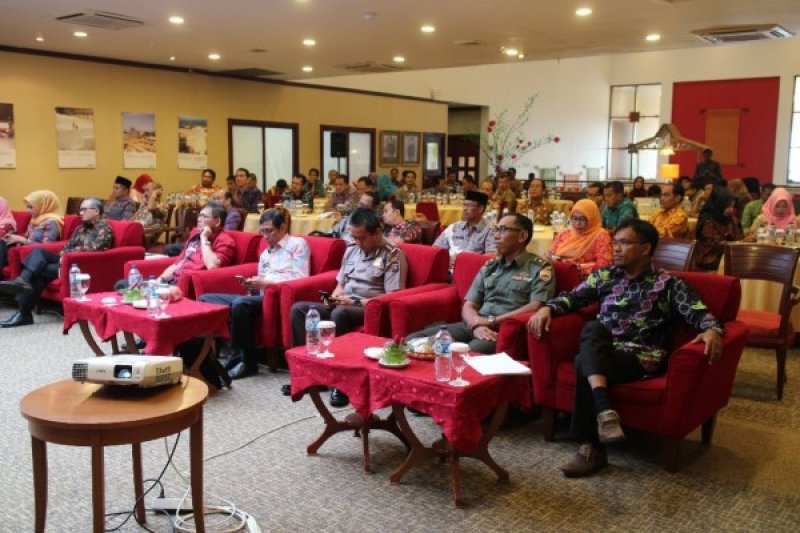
[286,332,532,452]
[63,292,230,355]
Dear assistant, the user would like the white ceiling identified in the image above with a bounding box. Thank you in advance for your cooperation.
[1,0,798,82]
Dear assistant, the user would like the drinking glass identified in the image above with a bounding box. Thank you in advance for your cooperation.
[76,273,91,301]
[155,287,171,319]
[317,320,336,358]
[449,348,471,387]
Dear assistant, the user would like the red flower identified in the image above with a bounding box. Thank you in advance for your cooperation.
[511,154,517,159]
[488,120,496,127]
[497,154,504,161]
[554,136,561,143]
[487,127,493,133]
[527,141,532,146]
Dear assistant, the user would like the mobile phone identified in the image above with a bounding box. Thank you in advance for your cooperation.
[236,275,246,284]
[319,290,331,299]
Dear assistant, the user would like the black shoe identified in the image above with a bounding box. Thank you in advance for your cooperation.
[224,353,244,371]
[329,388,349,408]
[281,383,292,396]
[0,277,33,296]
[1,311,33,328]
[228,361,258,380]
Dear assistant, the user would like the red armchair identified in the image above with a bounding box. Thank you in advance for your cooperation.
[526,271,749,472]
[18,219,145,302]
[127,230,262,299]
[3,214,81,281]
[278,241,450,349]
[11,211,32,236]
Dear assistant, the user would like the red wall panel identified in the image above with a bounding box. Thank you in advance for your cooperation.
[671,77,780,183]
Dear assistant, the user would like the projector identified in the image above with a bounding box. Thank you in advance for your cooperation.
[72,355,183,388]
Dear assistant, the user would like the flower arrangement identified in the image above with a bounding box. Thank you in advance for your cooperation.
[482,94,559,173]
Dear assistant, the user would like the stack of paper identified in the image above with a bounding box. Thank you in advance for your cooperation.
[466,352,532,376]
[316,212,334,219]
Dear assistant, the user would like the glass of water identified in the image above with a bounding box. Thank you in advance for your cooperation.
[449,343,471,387]
[76,273,91,301]
[155,287,171,319]
[317,320,336,358]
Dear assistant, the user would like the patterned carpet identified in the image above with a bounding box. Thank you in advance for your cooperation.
[1,304,799,532]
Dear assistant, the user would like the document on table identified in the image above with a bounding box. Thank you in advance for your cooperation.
[466,352,531,376]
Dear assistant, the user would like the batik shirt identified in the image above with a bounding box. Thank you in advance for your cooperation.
[601,198,639,230]
[545,266,724,372]
[526,199,555,225]
[385,220,422,244]
[105,198,137,221]
[257,235,310,287]
[283,190,314,209]
[237,187,263,213]
[61,219,113,255]
[651,206,690,239]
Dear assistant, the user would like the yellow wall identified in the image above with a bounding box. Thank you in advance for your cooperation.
[0,51,447,209]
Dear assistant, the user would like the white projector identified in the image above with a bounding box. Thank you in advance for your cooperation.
[72,355,184,388]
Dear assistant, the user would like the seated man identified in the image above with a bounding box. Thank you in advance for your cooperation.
[433,190,496,268]
[460,175,477,194]
[409,213,554,353]
[305,168,325,197]
[330,191,377,243]
[290,207,407,406]
[651,182,690,239]
[526,178,555,225]
[397,170,419,202]
[268,178,288,198]
[199,209,310,379]
[283,173,314,209]
[528,220,724,478]
[382,200,422,244]
[601,181,639,230]
[0,198,113,328]
[186,168,222,196]
[741,183,775,233]
[232,167,261,213]
[105,176,138,221]
[324,174,354,212]
[493,172,518,213]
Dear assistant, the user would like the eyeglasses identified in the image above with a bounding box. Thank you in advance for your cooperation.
[78,206,98,213]
[259,226,277,236]
[611,239,643,247]
[493,225,522,235]
[569,216,588,224]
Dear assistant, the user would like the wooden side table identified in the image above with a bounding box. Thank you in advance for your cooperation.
[20,377,208,533]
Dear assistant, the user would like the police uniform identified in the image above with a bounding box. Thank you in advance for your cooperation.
[408,251,555,353]
[291,238,407,346]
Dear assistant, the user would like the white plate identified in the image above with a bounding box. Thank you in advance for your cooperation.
[364,347,383,360]
[379,358,410,368]
[132,300,148,309]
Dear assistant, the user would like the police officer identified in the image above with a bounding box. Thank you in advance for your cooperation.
[408,213,555,353]
[290,207,408,406]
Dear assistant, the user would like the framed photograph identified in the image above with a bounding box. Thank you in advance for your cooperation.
[380,130,401,166]
[402,131,421,165]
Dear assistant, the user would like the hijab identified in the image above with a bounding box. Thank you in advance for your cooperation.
[0,196,16,232]
[761,187,796,229]
[554,199,604,261]
[377,173,397,202]
[133,173,154,193]
[24,190,64,234]
[697,186,735,242]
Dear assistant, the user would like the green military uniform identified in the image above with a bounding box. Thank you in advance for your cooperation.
[408,251,556,353]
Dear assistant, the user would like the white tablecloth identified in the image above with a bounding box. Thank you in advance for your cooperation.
[244,212,337,235]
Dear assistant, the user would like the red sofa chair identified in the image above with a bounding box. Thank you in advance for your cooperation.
[17,219,145,302]
[3,214,81,281]
[191,235,347,367]
[11,210,32,236]
[526,271,749,472]
[278,241,450,349]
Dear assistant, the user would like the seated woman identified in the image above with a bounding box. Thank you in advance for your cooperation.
[694,186,743,271]
[629,176,647,199]
[745,187,800,240]
[382,200,421,244]
[689,181,713,217]
[547,199,612,276]
[0,196,16,238]
[0,190,63,280]
[129,173,153,204]
[131,181,166,229]
[376,173,398,203]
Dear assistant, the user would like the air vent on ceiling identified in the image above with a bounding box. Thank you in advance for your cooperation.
[219,68,284,78]
[341,61,404,73]
[692,24,792,44]
[454,39,487,47]
[56,11,144,30]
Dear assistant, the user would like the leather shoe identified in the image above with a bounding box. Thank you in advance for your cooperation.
[597,409,626,444]
[281,383,292,396]
[1,311,34,328]
[560,444,608,478]
[0,277,33,296]
[329,388,349,408]
[224,353,244,371]
[228,361,258,380]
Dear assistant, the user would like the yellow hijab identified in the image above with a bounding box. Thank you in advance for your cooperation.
[555,199,604,261]
[24,190,64,235]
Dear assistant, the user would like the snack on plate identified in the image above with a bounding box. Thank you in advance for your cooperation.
[407,337,436,360]
[382,335,410,365]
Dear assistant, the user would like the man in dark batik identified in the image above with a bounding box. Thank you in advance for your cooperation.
[529,219,724,478]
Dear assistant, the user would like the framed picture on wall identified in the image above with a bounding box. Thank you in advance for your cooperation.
[402,131,421,165]
[380,130,400,166]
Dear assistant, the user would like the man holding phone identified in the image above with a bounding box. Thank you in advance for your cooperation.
[199,209,310,379]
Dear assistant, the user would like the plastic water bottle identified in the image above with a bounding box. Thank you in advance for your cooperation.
[756,223,767,244]
[69,264,80,299]
[768,223,777,244]
[146,276,158,317]
[787,222,796,245]
[433,326,453,382]
[305,306,321,355]
[127,264,142,293]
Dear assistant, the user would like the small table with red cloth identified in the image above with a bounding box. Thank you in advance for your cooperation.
[285,333,409,473]
[287,332,531,506]
[62,292,230,383]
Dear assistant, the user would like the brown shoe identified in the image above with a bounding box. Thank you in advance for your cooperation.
[560,444,608,478]
[597,409,625,444]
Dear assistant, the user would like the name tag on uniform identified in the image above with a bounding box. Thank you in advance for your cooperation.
[512,274,531,282]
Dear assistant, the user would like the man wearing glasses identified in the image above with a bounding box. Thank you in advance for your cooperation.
[433,190,497,268]
[0,198,113,328]
[529,219,724,478]
[199,209,310,379]
[409,213,555,353]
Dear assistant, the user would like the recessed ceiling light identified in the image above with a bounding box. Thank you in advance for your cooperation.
[646,33,661,42]
[504,48,519,57]
[302,66,313,72]
[73,31,88,38]
[303,38,316,47]
[420,25,436,33]
[35,34,44,42]
[168,15,184,25]
[393,56,405,63]
[576,7,593,17]
[208,53,221,60]
[169,56,176,61]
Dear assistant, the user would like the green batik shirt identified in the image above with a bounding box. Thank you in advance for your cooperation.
[601,198,639,230]
[544,266,724,373]
[465,252,556,318]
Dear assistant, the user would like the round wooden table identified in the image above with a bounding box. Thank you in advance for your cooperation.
[20,377,208,533]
